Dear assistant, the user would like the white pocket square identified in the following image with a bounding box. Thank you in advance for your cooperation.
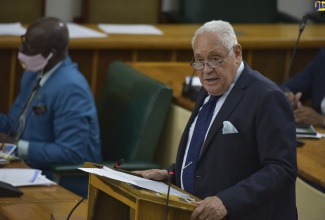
[222,121,238,134]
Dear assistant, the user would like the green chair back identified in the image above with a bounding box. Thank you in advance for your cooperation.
[98,61,173,166]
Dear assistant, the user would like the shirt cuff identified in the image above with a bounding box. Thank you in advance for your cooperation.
[17,139,29,159]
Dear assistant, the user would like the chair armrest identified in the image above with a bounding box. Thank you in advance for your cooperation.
[102,160,161,171]
[49,160,161,174]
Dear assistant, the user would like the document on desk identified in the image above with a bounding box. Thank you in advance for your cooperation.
[296,124,325,138]
[0,22,26,36]
[80,166,190,198]
[67,23,107,38]
[0,168,56,187]
[98,24,163,35]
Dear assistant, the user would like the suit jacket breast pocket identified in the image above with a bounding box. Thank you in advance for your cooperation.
[217,132,246,141]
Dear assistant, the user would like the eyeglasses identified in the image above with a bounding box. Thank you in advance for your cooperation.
[20,35,46,52]
[190,45,235,70]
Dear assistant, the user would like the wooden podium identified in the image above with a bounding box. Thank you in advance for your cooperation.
[84,162,198,220]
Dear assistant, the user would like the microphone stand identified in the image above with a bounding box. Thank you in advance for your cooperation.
[282,15,308,148]
[0,72,42,198]
[183,69,200,101]
[0,73,42,152]
[163,163,175,220]
[284,15,308,81]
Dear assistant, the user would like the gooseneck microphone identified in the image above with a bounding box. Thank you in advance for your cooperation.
[113,158,124,169]
[0,75,42,198]
[164,163,175,220]
[284,15,308,81]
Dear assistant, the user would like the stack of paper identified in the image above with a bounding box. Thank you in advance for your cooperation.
[0,168,56,187]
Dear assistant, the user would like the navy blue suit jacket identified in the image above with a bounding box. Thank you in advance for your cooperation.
[281,47,325,113]
[174,63,297,219]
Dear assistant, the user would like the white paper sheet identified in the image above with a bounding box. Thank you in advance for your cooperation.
[79,166,190,198]
[67,23,107,38]
[0,22,26,36]
[0,168,56,186]
[0,22,107,39]
[98,24,163,35]
[185,76,202,86]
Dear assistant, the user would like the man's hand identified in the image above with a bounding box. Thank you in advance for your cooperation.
[0,132,16,145]
[294,102,325,126]
[191,196,227,220]
[132,169,168,181]
[284,91,302,109]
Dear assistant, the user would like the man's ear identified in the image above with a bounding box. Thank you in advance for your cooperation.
[234,44,242,58]
[234,44,242,63]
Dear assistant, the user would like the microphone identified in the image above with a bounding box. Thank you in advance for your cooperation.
[163,163,175,220]
[113,158,124,169]
[299,15,308,33]
[284,15,308,81]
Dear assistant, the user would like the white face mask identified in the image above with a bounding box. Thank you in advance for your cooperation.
[18,52,53,72]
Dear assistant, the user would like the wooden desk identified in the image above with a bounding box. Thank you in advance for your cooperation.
[0,161,87,220]
[297,131,325,189]
[129,62,325,190]
[1,24,325,113]
[129,62,195,111]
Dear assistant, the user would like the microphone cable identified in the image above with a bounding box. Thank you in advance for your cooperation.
[66,197,85,220]
[66,158,123,220]
[163,163,175,220]
[284,15,308,81]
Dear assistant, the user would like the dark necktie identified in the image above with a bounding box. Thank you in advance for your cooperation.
[182,95,221,194]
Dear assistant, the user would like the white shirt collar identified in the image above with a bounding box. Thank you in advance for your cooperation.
[223,61,244,95]
[39,61,62,87]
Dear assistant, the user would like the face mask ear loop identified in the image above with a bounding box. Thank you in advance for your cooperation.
[46,52,53,61]
[38,52,53,77]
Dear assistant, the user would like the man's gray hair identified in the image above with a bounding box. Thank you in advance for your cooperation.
[191,20,238,50]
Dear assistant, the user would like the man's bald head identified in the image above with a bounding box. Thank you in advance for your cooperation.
[27,17,69,56]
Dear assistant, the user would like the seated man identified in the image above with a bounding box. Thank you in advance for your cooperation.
[280,48,325,127]
[0,17,102,197]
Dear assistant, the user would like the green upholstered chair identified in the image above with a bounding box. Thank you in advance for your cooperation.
[98,61,173,169]
[164,0,299,24]
[49,61,173,197]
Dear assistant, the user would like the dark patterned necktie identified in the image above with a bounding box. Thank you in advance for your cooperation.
[182,95,221,194]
